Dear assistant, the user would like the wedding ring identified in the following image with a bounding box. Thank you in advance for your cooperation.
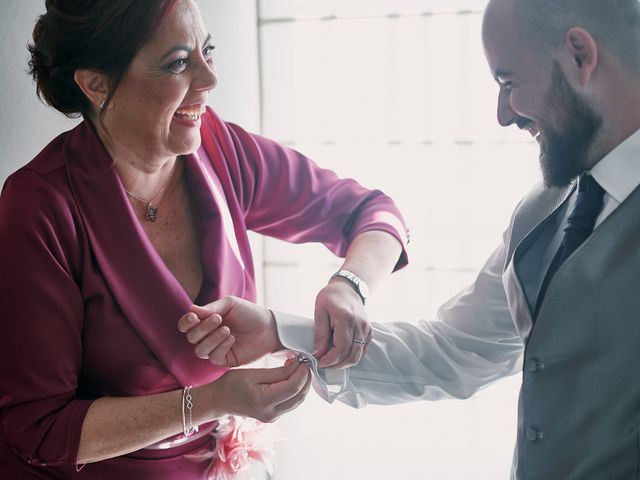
[352,338,366,345]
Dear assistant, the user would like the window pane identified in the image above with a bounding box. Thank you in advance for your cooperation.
[259,0,488,19]
[260,13,526,144]
[259,2,537,478]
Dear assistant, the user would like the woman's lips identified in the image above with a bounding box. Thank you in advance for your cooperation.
[174,104,206,123]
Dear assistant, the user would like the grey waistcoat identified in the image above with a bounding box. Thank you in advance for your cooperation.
[503,182,640,479]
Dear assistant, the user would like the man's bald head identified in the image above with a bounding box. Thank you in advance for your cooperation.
[497,0,640,71]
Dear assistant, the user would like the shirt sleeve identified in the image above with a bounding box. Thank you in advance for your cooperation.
[215,118,409,270]
[0,169,93,468]
[272,239,523,407]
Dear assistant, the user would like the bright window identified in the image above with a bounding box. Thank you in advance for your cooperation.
[258,1,540,478]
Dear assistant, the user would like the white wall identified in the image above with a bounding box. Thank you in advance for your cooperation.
[0,0,260,185]
[200,0,261,132]
[0,1,78,185]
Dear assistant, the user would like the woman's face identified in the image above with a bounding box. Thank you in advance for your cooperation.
[104,0,217,161]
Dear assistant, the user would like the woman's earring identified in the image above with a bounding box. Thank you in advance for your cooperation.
[99,98,106,110]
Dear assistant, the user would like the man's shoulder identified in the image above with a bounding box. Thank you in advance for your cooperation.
[504,181,575,254]
[514,182,574,220]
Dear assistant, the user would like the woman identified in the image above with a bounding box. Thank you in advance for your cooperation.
[0,0,408,478]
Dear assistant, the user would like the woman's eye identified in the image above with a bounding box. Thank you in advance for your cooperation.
[167,58,188,73]
[203,45,216,62]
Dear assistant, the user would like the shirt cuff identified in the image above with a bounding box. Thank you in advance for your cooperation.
[272,311,347,402]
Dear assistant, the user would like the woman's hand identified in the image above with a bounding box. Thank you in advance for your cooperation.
[178,296,282,367]
[313,278,372,369]
[210,358,311,423]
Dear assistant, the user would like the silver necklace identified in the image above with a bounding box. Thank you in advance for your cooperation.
[123,160,178,223]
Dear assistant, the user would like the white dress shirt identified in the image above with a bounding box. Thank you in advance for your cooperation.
[273,128,640,407]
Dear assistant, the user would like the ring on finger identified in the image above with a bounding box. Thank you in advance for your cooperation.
[352,338,366,345]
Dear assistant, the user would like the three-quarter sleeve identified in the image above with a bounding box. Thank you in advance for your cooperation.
[0,169,93,468]
[210,117,409,270]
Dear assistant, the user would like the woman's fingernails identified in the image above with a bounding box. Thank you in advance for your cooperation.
[187,313,198,323]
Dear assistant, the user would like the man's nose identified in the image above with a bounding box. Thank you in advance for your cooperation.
[497,89,516,127]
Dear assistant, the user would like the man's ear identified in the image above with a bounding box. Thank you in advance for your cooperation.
[73,69,110,110]
[560,27,598,86]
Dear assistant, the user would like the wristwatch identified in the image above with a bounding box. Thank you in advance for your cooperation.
[330,269,369,305]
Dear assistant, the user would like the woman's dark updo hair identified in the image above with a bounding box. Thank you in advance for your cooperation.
[28,0,179,118]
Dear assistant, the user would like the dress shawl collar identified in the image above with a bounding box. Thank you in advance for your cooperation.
[63,120,233,387]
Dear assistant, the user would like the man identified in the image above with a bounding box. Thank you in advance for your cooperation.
[178,0,640,478]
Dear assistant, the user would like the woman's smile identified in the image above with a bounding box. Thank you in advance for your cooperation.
[173,103,207,127]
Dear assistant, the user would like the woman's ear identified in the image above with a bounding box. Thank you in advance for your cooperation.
[560,27,598,86]
[73,69,110,110]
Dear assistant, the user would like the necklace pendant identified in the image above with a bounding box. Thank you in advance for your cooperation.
[145,206,158,222]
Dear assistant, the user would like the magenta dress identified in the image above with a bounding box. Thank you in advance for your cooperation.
[0,108,408,479]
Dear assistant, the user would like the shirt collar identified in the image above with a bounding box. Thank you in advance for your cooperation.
[589,127,640,204]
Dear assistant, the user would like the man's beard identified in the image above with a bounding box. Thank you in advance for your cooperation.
[538,61,602,187]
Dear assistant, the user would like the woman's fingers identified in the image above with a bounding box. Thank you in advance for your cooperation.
[271,368,312,418]
[185,314,223,345]
[189,296,237,319]
[317,317,351,367]
[179,313,237,361]
[332,321,372,368]
[206,335,236,366]
[177,312,201,333]
[332,330,366,369]
[314,280,370,369]
[193,327,233,360]
[260,363,310,422]
[312,310,331,358]
[178,296,238,334]
[243,361,311,422]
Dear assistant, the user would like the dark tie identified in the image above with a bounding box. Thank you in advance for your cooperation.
[534,173,605,317]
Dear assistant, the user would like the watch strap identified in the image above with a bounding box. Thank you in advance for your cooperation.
[330,269,368,305]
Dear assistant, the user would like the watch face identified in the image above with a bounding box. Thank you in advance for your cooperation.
[332,270,368,304]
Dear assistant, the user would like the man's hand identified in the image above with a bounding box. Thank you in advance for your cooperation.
[178,296,283,367]
[313,278,372,368]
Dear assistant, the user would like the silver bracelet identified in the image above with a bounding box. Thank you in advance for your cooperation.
[181,385,199,437]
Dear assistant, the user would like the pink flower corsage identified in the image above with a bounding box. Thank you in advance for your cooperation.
[184,416,279,480]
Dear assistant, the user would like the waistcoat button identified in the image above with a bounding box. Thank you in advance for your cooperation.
[526,359,544,372]
[526,427,543,442]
